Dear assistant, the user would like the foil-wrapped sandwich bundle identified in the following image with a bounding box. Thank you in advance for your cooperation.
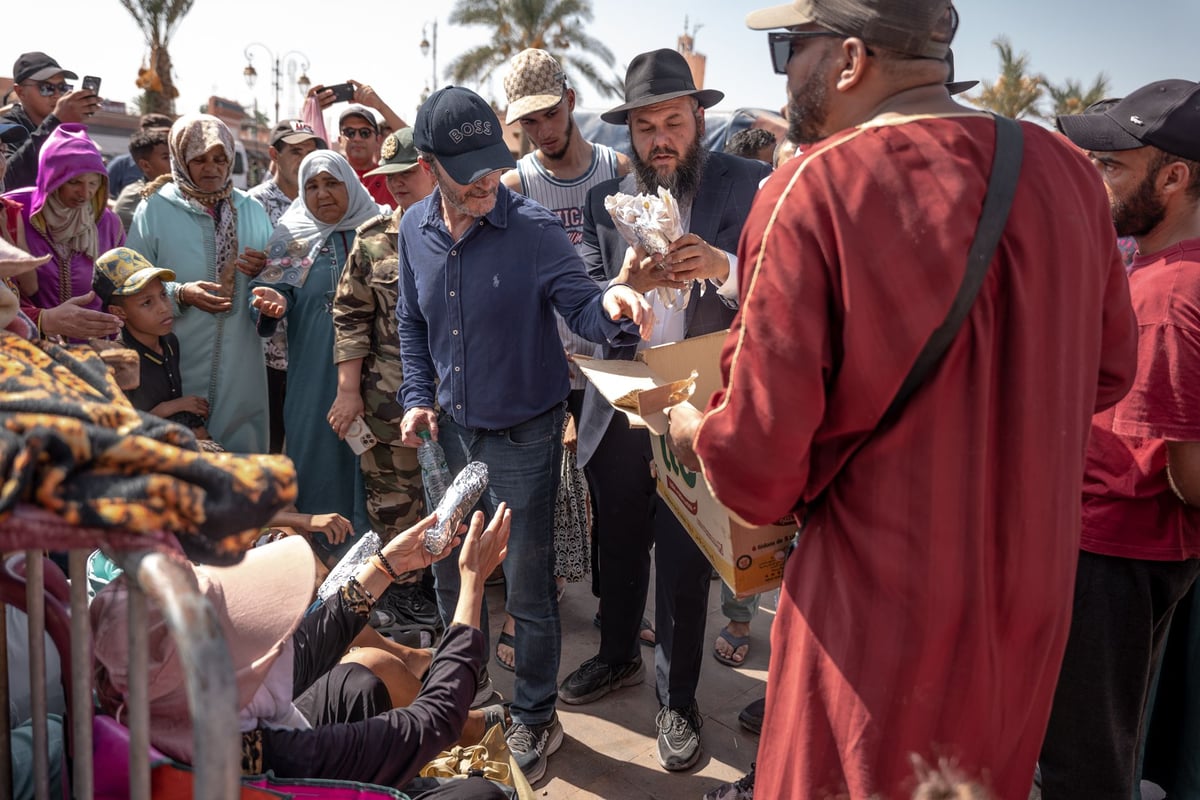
[603,187,702,311]
[424,461,490,555]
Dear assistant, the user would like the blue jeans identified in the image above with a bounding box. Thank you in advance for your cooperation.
[431,404,565,726]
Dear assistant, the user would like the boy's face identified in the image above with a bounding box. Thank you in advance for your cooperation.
[111,278,174,337]
[136,144,171,181]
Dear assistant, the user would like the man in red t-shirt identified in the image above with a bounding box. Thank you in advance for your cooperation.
[1042,80,1200,799]
[337,103,397,208]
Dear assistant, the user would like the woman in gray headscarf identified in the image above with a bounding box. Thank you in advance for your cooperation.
[252,150,387,560]
[126,114,274,453]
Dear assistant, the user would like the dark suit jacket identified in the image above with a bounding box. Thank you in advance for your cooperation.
[576,150,771,466]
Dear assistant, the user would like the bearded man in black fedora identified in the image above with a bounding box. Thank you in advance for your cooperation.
[558,47,770,772]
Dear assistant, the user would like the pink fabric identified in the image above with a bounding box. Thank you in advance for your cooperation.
[301,96,330,151]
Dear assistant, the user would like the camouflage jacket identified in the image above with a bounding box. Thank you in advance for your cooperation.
[332,207,404,441]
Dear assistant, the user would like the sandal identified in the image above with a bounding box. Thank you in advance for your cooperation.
[593,612,657,647]
[713,627,751,667]
[494,630,516,673]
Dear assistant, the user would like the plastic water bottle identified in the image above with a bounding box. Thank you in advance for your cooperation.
[417,429,452,509]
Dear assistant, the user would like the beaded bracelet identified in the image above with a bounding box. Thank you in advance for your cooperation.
[371,549,402,583]
[346,575,377,606]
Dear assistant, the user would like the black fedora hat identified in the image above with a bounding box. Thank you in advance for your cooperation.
[601,49,725,125]
[945,48,978,96]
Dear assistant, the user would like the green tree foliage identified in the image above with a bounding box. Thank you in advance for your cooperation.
[447,0,622,103]
[1043,74,1112,118]
[970,37,1044,120]
[119,0,195,115]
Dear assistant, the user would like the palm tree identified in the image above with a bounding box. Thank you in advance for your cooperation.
[447,0,622,104]
[969,37,1044,120]
[1043,74,1112,118]
[119,0,196,115]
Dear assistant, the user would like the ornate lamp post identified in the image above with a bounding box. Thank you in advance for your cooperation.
[242,43,312,125]
[419,21,438,101]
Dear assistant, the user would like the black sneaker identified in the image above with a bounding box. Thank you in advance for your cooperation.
[655,702,703,771]
[506,712,563,784]
[557,655,643,705]
[737,697,765,735]
[369,582,441,633]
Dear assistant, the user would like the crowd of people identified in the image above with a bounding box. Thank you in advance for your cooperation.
[2,0,1199,797]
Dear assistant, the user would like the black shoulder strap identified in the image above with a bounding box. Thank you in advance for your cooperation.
[806,114,1024,510]
[876,113,1024,429]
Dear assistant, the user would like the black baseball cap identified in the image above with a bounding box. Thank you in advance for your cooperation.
[413,86,515,185]
[0,122,28,146]
[1057,79,1200,162]
[13,52,77,84]
[269,120,326,150]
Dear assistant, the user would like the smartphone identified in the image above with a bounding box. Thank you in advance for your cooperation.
[326,82,355,103]
[82,76,101,94]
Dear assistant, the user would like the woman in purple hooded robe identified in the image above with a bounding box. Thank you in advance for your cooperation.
[2,123,124,339]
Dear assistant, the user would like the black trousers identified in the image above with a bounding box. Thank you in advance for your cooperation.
[585,411,712,708]
[267,365,287,454]
[1039,550,1200,799]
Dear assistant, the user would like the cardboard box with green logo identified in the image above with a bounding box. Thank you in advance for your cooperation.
[577,331,796,598]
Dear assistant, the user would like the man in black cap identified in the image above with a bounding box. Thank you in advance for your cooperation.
[1041,79,1200,800]
[395,85,652,785]
[557,47,770,774]
[1,52,100,191]
[667,0,1139,796]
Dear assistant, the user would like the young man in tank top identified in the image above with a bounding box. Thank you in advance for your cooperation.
[497,48,634,672]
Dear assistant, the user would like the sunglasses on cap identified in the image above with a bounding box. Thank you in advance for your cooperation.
[341,127,376,139]
[768,31,845,75]
[22,81,73,97]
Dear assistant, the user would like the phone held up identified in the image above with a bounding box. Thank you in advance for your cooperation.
[81,76,101,94]
[325,82,355,103]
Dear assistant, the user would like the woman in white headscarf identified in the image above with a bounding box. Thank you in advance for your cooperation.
[252,150,387,560]
[126,114,274,453]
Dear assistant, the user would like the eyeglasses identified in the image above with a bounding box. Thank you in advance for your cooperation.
[22,81,73,97]
[341,127,375,139]
[767,31,844,74]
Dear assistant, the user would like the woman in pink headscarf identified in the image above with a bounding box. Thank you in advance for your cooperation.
[2,123,124,340]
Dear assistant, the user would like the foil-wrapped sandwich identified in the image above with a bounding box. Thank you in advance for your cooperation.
[603,187,703,311]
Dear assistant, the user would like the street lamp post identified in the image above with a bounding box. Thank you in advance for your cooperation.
[242,43,312,125]
[419,20,438,98]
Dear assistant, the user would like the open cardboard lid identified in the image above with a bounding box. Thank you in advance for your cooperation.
[575,330,729,435]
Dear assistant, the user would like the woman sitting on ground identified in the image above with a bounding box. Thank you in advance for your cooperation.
[92,505,514,799]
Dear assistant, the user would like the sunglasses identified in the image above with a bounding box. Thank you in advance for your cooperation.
[768,31,845,74]
[341,127,376,139]
[23,81,73,97]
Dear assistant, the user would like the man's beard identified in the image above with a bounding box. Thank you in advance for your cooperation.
[1111,166,1167,238]
[541,114,574,162]
[631,130,708,200]
[435,169,497,218]
[787,53,835,146]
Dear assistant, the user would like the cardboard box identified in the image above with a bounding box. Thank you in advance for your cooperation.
[577,331,796,598]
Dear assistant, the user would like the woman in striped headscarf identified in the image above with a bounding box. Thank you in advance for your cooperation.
[126,114,274,453]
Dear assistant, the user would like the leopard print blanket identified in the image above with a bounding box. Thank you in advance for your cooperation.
[0,331,296,565]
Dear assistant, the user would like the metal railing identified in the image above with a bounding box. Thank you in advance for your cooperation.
[0,506,241,800]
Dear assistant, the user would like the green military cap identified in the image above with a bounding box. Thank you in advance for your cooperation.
[366,127,421,177]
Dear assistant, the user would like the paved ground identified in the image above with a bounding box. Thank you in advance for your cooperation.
[482,565,776,799]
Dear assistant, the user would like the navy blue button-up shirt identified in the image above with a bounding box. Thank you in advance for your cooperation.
[398,183,641,430]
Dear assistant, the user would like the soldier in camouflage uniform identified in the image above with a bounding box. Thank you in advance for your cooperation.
[330,128,436,544]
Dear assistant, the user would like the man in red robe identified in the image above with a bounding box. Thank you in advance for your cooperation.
[667,0,1139,797]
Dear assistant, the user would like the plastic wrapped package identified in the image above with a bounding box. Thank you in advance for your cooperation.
[604,186,703,311]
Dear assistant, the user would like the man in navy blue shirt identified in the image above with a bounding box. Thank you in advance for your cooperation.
[397,85,650,785]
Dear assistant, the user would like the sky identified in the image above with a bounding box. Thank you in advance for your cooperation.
[7,0,1199,130]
